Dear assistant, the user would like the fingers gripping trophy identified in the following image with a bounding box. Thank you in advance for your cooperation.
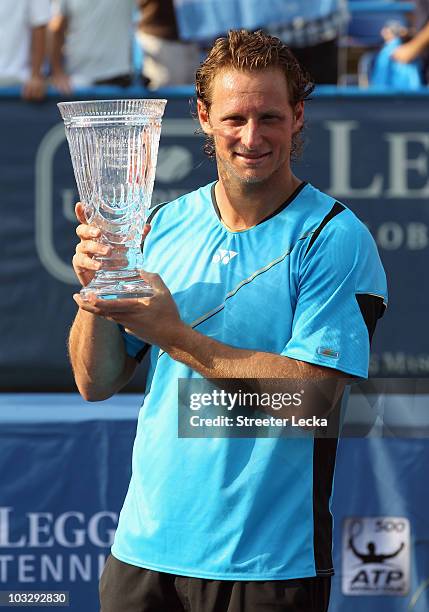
[58,99,167,299]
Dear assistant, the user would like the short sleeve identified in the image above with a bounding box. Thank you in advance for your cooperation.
[282,211,387,378]
[118,325,148,363]
[29,0,51,27]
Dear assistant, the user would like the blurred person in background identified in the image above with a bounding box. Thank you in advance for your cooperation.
[267,0,349,84]
[367,20,423,89]
[393,0,429,83]
[49,0,135,94]
[136,0,201,89]
[170,0,348,85]
[0,0,50,101]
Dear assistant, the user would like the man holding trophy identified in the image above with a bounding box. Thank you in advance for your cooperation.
[66,30,387,612]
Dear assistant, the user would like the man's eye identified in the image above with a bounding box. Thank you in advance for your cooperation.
[223,117,244,126]
[262,115,280,122]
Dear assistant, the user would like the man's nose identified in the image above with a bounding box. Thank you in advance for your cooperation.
[241,120,263,149]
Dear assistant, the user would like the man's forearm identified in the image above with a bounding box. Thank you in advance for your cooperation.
[166,324,332,379]
[30,25,46,77]
[165,325,346,419]
[69,309,135,401]
[49,15,66,74]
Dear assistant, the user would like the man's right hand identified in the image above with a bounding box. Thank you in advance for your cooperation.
[73,202,111,287]
[72,202,151,288]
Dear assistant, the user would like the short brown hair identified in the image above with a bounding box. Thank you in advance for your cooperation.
[195,29,314,157]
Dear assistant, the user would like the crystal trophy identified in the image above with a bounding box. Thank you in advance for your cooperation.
[58,99,166,299]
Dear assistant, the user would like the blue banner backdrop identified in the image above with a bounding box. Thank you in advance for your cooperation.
[0,395,139,611]
[1,88,429,390]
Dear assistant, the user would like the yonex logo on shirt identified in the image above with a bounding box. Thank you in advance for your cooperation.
[212,249,238,265]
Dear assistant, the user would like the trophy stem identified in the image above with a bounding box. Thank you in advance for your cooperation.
[80,247,153,300]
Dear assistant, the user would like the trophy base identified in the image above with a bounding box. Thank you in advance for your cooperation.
[80,271,153,300]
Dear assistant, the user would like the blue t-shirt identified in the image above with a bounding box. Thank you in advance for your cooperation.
[111,181,387,580]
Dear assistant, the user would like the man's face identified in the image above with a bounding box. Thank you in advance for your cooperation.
[197,68,304,187]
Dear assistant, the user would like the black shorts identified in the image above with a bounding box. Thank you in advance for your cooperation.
[99,554,331,612]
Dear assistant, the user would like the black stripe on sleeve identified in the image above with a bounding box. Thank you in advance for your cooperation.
[305,202,345,256]
[355,294,386,344]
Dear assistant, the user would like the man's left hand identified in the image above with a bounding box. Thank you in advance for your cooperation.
[73,271,185,350]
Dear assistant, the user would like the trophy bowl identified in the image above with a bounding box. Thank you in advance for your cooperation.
[58,98,167,299]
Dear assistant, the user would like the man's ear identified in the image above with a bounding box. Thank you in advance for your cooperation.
[197,99,213,135]
[292,101,304,134]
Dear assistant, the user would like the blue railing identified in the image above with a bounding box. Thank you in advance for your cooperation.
[349,1,414,12]
[0,84,429,101]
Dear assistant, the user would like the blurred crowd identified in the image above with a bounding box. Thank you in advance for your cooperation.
[0,0,428,101]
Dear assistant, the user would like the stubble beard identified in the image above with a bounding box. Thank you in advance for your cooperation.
[216,152,273,192]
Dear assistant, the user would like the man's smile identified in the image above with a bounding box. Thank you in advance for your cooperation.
[234,151,272,162]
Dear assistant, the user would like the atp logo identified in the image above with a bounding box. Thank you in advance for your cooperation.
[342,517,410,596]
[212,249,238,265]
